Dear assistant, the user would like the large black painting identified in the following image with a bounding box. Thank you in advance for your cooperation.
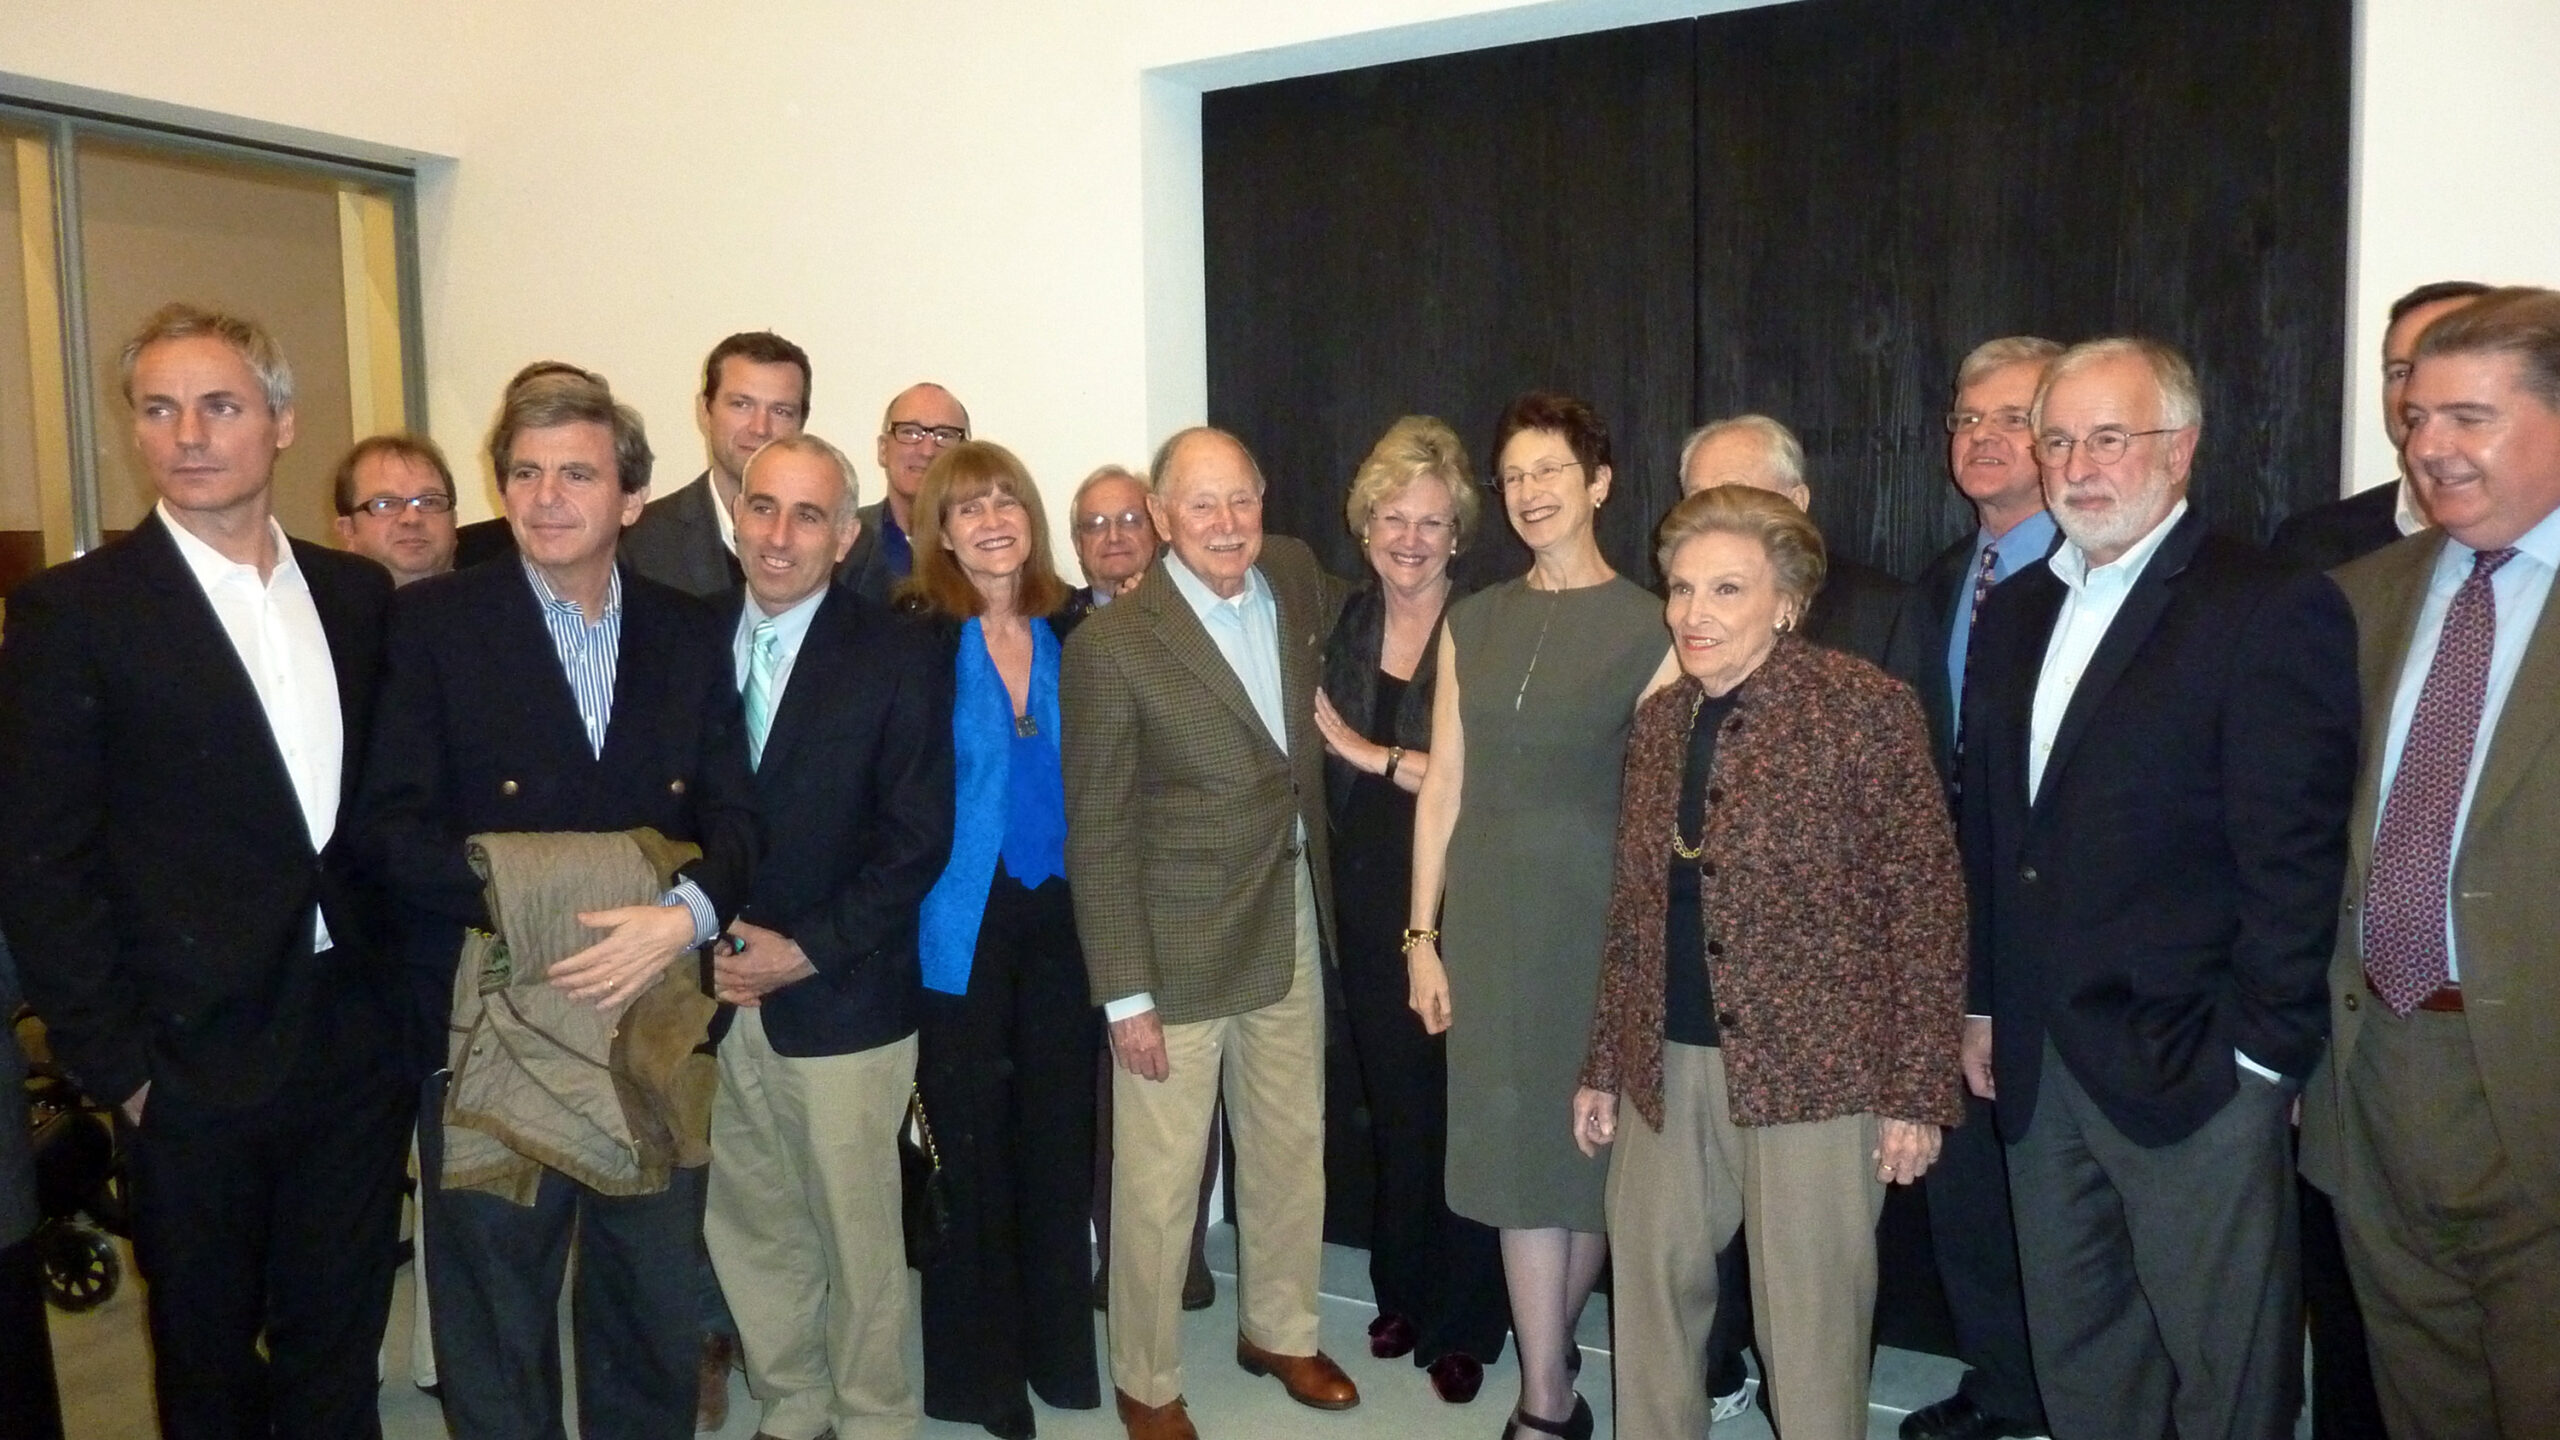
[1205,0,2349,581]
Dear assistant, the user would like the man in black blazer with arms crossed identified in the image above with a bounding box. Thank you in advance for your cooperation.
[0,304,404,1437]
[700,431,955,1439]
[358,371,758,1439]
[1960,338,2359,1440]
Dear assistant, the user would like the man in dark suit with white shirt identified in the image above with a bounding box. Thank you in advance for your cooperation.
[702,431,954,1439]
[0,303,404,1438]
[2272,281,2489,573]
[1960,337,2359,1440]
[623,331,814,598]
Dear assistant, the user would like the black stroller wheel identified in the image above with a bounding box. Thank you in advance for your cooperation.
[36,1219,120,1313]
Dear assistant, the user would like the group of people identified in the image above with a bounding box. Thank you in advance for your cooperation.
[0,275,2550,1440]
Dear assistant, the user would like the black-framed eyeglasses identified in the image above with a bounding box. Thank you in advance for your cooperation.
[353,493,455,517]
[1945,408,2033,436]
[2034,427,2178,465]
[886,421,967,447]
[1075,509,1149,535]
[1486,459,1585,492]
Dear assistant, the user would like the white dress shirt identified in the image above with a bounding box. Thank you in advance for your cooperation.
[2028,500,2188,803]
[2028,499,2282,1082]
[2371,504,2560,980]
[160,503,342,949]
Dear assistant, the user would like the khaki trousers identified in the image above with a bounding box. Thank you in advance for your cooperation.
[2337,1004,2560,1440]
[1608,1042,1882,1440]
[705,1013,918,1440]
[1108,861,1326,1407]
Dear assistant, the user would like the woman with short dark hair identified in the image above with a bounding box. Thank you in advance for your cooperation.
[1406,391,1677,1440]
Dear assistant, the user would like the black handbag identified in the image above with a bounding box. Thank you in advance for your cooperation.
[899,1084,951,1268]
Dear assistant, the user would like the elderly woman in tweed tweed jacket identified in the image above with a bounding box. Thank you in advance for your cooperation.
[1572,486,1968,1440]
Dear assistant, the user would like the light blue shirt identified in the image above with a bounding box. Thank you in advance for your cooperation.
[1107,554,1293,1025]
[1164,553,1288,749]
[519,560,718,946]
[2372,504,2560,981]
[730,585,828,707]
[1945,509,2059,720]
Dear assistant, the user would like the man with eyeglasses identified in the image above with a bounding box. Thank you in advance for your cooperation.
[1064,464,1161,623]
[1959,337,2358,1440]
[333,433,461,586]
[625,332,814,600]
[844,383,971,602]
[1885,336,2062,1440]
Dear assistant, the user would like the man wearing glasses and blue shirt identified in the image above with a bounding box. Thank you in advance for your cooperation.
[332,433,461,586]
[844,382,971,602]
[1897,335,2060,1440]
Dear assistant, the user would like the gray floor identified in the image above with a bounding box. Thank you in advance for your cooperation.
[45,1222,1977,1439]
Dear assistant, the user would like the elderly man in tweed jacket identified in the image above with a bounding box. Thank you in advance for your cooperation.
[1062,427,1352,1440]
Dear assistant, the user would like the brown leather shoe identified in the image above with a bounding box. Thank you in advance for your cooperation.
[1114,1388,1199,1440]
[695,1333,736,1432]
[1234,1335,1359,1410]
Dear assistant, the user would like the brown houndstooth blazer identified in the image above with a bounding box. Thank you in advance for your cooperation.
[1061,535,1342,1025]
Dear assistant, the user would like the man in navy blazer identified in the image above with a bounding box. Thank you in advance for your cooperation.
[700,432,954,1439]
[1960,338,2359,1440]
[0,304,406,1438]
[358,370,757,1440]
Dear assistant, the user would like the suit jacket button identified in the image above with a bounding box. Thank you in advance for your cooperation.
[499,779,519,797]
[670,778,686,795]
[2343,992,2360,1012]
[2020,864,2038,884]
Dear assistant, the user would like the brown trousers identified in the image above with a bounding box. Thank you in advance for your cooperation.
[1607,1042,1883,1440]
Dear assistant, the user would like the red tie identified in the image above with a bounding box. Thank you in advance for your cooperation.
[2362,547,2518,1015]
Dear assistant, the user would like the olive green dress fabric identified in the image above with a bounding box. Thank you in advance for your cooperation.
[1441,576,1665,1232]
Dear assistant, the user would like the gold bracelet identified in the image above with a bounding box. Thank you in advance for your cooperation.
[1400,927,1439,954]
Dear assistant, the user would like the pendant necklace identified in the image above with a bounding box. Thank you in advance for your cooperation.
[1670,687,1709,859]
[1513,586,1565,712]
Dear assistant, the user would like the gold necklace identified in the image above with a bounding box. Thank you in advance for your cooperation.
[1670,688,1709,860]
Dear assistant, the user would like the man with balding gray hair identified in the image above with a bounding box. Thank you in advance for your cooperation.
[705,430,955,1440]
[1063,427,1352,1440]
[1679,413,1919,671]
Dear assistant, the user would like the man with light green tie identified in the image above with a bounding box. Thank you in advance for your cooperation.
[704,433,955,1440]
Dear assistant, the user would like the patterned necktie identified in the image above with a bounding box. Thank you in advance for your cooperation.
[1948,541,2002,806]
[2362,546,2518,1014]
[743,619,782,769]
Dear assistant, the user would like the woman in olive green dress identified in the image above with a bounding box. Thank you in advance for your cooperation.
[1407,391,1675,1440]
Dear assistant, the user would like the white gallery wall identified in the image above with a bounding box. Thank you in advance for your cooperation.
[3,0,2556,537]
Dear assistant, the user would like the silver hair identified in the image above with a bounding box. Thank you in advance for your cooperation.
[1678,413,1805,492]
[2034,337,2204,432]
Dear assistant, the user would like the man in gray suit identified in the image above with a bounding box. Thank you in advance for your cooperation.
[622,331,812,598]
[2299,285,2560,1440]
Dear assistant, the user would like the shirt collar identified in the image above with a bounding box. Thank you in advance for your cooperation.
[2048,498,2188,595]
[2445,501,2560,576]
[706,470,738,556]
[741,583,828,654]
[521,557,623,620]
[1164,549,1267,621]
[157,500,299,589]
[1982,509,2059,574]
[2392,475,2429,539]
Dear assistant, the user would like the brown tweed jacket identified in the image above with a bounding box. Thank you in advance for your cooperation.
[1061,535,1342,1024]
[1578,635,1967,1131]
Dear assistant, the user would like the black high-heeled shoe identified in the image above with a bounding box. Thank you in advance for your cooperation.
[1502,1393,1592,1440]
